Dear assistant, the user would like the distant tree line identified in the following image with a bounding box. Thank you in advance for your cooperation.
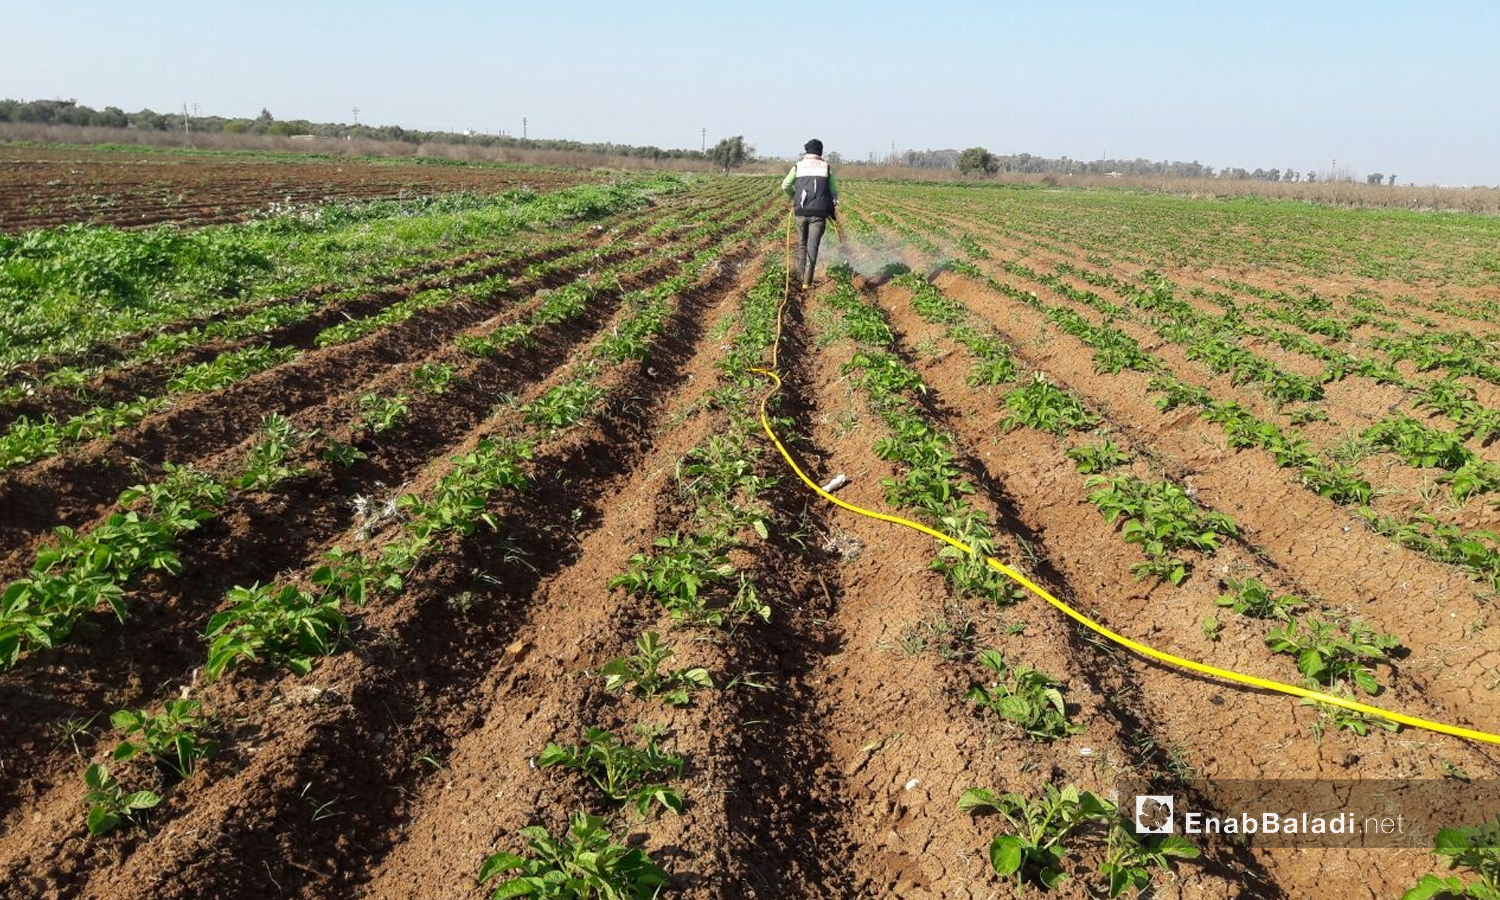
[897,145,1400,184]
[0,98,710,161]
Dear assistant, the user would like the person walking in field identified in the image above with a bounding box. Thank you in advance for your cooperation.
[781,139,838,289]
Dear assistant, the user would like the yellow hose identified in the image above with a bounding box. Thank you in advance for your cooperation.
[752,211,1500,746]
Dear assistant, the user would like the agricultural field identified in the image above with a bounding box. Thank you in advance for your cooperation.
[2,169,1500,900]
[0,145,592,232]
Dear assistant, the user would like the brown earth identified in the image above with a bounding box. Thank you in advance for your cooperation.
[0,146,592,232]
[3,176,1499,900]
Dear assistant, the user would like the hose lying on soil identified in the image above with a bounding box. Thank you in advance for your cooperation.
[753,210,1500,747]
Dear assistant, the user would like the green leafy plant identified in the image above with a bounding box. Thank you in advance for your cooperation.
[1099,817,1200,898]
[1364,416,1473,471]
[537,726,685,816]
[1066,439,1130,475]
[599,631,713,706]
[523,377,605,433]
[233,412,310,490]
[930,510,1024,605]
[478,813,668,900]
[358,392,409,434]
[109,698,215,781]
[321,439,368,467]
[167,344,300,394]
[1300,460,1373,505]
[311,547,402,606]
[1265,615,1401,696]
[1404,815,1500,900]
[1001,373,1098,435]
[204,582,347,681]
[959,784,1109,891]
[1085,473,1237,584]
[965,649,1083,741]
[0,465,225,669]
[610,532,735,625]
[961,783,1198,895]
[1215,577,1301,621]
[412,362,457,394]
[83,762,160,836]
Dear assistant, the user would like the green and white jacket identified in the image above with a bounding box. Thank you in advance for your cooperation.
[781,154,838,217]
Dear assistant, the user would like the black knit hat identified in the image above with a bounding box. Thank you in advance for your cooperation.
[804,138,823,155]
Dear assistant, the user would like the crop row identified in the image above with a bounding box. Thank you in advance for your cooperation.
[0,182,767,471]
[64,189,780,849]
[0,188,779,674]
[863,201,1500,593]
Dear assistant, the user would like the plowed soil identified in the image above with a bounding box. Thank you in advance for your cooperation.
[0,146,592,232]
[3,175,1499,900]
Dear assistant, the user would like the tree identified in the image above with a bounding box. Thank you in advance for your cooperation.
[1305,171,1317,183]
[707,135,749,174]
[1366,173,1384,185]
[957,147,998,175]
[1387,173,1397,186]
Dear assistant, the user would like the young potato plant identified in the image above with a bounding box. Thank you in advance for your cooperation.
[83,762,160,836]
[0,396,170,470]
[357,392,410,434]
[233,412,312,491]
[204,582,347,681]
[610,532,737,626]
[412,362,457,394]
[398,437,532,542]
[166,344,301,394]
[1001,373,1098,435]
[1360,510,1500,591]
[321,438,368,467]
[1066,439,1130,475]
[109,698,215,781]
[1215,577,1301,621]
[1100,816,1201,898]
[522,375,605,434]
[961,783,1197,896]
[931,509,1024,605]
[600,631,713,707]
[1363,416,1474,472]
[965,649,1083,741]
[0,464,225,669]
[537,726,685,817]
[478,813,668,900]
[947,324,1017,386]
[1265,614,1400,697]
[1404,815,1500,900]
[1085,473,1237,585]
[1299,460,1373,506]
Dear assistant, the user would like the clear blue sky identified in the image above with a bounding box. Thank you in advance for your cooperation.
[5,0,1498,185]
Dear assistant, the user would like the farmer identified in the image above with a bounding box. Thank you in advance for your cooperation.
[780,139,838,289]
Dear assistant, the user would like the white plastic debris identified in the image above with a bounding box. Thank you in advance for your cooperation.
[904,778,921,791]
[821,473,850,492]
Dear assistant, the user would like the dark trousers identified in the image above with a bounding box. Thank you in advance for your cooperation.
[795,215,827,284]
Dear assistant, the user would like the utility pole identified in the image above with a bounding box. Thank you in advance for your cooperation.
[701,127,706,152]
[352,105,359,126]
[183,102,190,146]
[523,117,528,140]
